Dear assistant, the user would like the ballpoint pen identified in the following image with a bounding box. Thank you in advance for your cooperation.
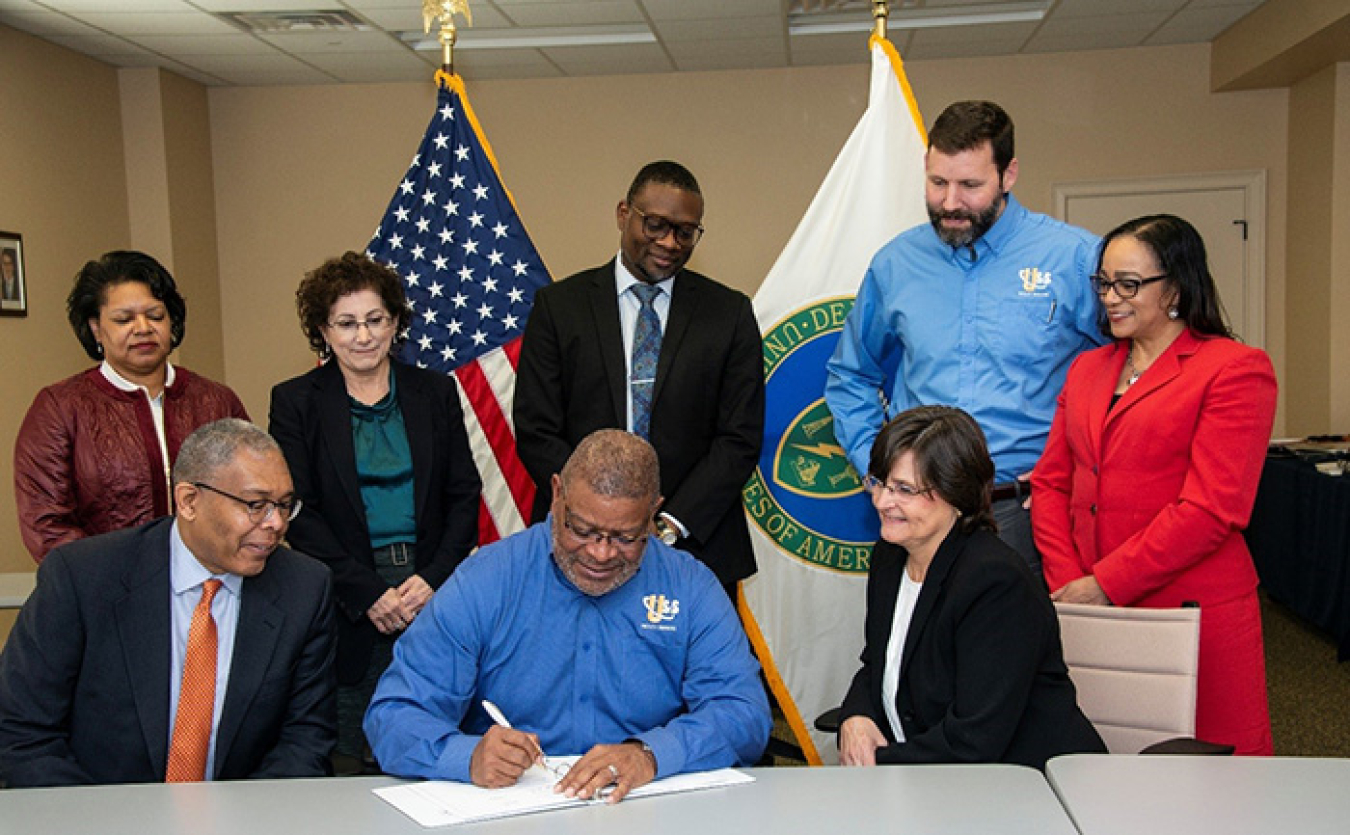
[481,700,566,779]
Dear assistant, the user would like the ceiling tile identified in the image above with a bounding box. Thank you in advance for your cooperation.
[126,33,277,55]
[46,31,148,55]
[904,20,1037,45]
[1027,11,1169,39]
[0,10,105,36]
[654,15,781,42]
[1146,5,1257,45]
[906,36,1032,60]
[39,0,189,10]
[500,2,644,27]
[1051,0,1183,15]
[640,0,782,22]
[302,49,437,82]
[359,4,513,30]
[70,11,239,36]
[666,38,786,64]
[256,30,409,54]
[541,41,673,75]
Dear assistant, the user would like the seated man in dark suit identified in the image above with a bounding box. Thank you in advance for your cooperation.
[0,418,337,787]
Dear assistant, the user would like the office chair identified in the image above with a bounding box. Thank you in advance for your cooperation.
[1054,601,1232,755]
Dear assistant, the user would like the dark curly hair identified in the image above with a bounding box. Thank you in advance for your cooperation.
[66,251,187,361]
[294,252,410,357]
[868,405,997,535]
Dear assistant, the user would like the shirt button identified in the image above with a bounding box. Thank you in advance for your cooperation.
[582,642,592,651]
[579,694,590,704]
[1090,504,1097,515]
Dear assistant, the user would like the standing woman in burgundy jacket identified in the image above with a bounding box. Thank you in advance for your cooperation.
[13,251,248,562]
[1032,215,1276,755]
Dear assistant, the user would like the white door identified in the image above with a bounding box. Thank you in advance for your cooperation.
[1054,171,1266,347]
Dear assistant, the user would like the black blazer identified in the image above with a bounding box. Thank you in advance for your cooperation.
[268,359,481,683]
[0,518,337,787]
[514,261,765,586]
[840,528,1105,769]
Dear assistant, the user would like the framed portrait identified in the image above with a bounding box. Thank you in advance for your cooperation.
[0,231,26,317]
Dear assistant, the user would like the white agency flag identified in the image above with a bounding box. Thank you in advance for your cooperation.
[740,35,928,765]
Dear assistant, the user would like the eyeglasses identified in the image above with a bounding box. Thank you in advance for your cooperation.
[1091,273,1168,300]
[629,205,704,248]
[862,474,934,502]
[560,503,649,551]
[326,312,394,335]
[193,482,302,524]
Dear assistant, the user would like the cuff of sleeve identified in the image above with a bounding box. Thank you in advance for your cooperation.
[437,734,482,783]
[633,730,682,780]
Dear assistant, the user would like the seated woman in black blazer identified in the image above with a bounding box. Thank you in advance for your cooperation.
[839,406,1103,769]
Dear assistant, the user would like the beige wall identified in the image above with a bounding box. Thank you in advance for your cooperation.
[0,26,134,579]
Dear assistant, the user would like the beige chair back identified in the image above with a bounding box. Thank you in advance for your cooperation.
[1054,602,1201,755]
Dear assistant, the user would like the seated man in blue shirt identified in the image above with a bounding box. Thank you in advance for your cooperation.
[365,429,769,801]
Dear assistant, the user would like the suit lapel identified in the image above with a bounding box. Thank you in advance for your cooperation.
[587,263,629,424]
[898,529,964,686]
[655,272,699,405]
[314,362,366,526]
[395,362,433,521]
[214,570,284,777]
[112,521,174,779]
[1103,330,1197,436]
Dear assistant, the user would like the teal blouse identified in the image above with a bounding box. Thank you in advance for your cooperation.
[350,370,417,549]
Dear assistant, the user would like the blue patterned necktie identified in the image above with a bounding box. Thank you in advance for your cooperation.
[630,282,663,439]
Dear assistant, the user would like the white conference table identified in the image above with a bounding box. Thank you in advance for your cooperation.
[1047,754,1350,835]
[0,764,1077,835]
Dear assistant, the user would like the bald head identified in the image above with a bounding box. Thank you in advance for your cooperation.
[559,429,660,504]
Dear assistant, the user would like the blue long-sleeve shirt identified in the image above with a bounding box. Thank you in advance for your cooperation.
[364,519,769,781]
[825,194,1106,483]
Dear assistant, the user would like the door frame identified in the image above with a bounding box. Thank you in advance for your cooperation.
[1052,170,1267,347]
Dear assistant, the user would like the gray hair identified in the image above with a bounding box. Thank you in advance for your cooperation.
[173,419,282,485]
[560,429,659,503]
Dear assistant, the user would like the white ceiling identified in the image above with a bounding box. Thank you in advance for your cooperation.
[0,0,1267,87]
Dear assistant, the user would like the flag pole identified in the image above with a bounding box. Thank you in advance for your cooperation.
[423,0,474,77]
[872,0,889,39]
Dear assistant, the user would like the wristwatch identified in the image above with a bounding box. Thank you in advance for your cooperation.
[653,516,679,546]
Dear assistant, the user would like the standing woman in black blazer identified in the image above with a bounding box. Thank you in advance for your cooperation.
[269,252,480,769]
[838,406,1102,769]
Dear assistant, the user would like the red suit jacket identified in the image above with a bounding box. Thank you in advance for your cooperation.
[1031,330,1276,754]
[1032,330,1275,608]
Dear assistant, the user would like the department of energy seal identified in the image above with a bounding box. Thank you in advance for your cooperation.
[744,297,878,574]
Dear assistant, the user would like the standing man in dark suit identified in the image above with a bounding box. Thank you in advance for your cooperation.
[515,160,764,598]
[0,419,336,788]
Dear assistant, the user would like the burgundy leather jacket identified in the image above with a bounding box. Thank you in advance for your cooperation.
[14,367,249,562]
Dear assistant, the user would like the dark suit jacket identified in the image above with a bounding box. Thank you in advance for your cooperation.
[514,261,765,585]
[840,528,1104,769]
[0,518,337,787]
[268,359,481,683]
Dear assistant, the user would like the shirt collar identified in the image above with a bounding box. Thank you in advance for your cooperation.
[169,518,243,598]
[100,359,176,395]
[614,253,675,298]
[935,192,1027,265]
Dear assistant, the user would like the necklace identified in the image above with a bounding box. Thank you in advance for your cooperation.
[1125,345,1143,386]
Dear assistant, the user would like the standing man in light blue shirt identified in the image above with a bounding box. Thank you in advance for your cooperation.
[365,429,769,802]
[825,101,1106,575]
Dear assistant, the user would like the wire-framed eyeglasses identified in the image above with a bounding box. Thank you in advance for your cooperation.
[193,482,302,524]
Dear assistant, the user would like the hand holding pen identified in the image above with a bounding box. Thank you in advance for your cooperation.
[470,700,568,789]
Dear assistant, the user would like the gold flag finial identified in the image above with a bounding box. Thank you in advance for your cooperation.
[423,0,474,76]
[872,0,889,40]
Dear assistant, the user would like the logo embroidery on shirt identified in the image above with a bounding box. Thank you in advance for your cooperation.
[643,594,680,625]
[1019,267,1052,294]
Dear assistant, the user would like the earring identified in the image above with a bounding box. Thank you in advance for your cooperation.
[96,343,104,356]
[1167,306,1179,320]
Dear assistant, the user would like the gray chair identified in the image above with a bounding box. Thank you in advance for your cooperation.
[1054,602,1231,755]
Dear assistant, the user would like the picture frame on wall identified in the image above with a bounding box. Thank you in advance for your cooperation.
[1,231,27,317]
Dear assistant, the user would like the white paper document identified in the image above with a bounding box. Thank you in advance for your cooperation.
[373,757,754,827]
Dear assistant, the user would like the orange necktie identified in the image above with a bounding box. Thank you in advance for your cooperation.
[166,579,223,782]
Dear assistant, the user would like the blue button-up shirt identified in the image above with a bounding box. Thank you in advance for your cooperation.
[825,194,1106,483]
[364,519,769,782]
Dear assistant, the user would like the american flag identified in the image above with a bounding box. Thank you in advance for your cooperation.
[366,74,550,544]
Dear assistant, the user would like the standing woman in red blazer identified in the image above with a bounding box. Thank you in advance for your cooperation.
[1032,214,1276,755]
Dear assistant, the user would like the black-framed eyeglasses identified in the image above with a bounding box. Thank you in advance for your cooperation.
[559,502,649,551]
[193,482,302,524]
[629,205,704,248]
[326,312,395,335]
[1091,273,1168,300]
[862,473,934,502]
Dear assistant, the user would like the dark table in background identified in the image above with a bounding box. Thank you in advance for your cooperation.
[1245,453,1350,660]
